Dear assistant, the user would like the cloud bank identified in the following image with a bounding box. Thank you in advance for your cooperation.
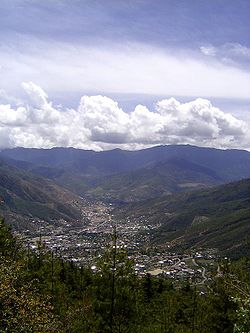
[0,82,249,151]
[1,40,250,99]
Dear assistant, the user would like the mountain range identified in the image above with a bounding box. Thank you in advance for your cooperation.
[2,145,250,179]
[1,145,250,202]
[0,144,250,256]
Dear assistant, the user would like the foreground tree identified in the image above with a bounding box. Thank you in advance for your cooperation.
[0,219,60,332]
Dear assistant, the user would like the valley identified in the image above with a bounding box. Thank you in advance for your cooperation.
[17,197,218,286]
[0,144,250,284]
[2,3,250,331]
[0,144,249,333]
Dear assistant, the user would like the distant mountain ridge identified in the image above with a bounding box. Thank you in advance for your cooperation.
[1,145,250,180]
[1,145,250,202]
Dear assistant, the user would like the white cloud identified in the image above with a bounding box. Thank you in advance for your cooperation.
[200,43,250,66]
[1,39,250,99]
[0,89,22,106]
[22,81,50,108]
[0,82,249,151]
[200,46,217,57]
[78,95,130,144]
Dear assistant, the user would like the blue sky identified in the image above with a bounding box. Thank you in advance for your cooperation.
[1,1,250,47]
[0,0,250,150]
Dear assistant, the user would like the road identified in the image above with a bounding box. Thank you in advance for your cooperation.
[192,258,207,285]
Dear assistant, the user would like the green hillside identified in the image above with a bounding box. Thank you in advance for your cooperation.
[116,179,250,257]
[1,218,250,332]
[86,158,221,202]
[0,159,82,230]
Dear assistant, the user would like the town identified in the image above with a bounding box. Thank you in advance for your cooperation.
[17,198,220,287]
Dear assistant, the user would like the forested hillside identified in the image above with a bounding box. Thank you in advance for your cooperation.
[1,219,250,332]
[0,159,85,233]
[115,179,250,257]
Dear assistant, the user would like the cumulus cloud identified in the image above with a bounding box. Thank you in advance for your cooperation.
[0,82,249,151]
[78,95,130,144]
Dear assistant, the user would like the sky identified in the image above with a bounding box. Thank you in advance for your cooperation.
[0,0,250,151]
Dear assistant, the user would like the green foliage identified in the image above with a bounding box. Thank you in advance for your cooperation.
[0,219,19,259]
[0,219,59,332]
[223,258,250,333]
[1,219,250,332]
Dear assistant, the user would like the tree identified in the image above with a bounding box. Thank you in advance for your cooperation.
[0,219,60,332]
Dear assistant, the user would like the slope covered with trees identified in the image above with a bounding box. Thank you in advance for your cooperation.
[0,159,83,230]
[1,219,250,332]
[86,158,221,202]
[116,179,250,257]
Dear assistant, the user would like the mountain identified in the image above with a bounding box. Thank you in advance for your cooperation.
[1,145,250,203]
[1,145,250,181]
[1,145,250,257]
[0,159,82,231]
[0,147,139,176]
[115,179,250,257]
[86,158,222,202]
